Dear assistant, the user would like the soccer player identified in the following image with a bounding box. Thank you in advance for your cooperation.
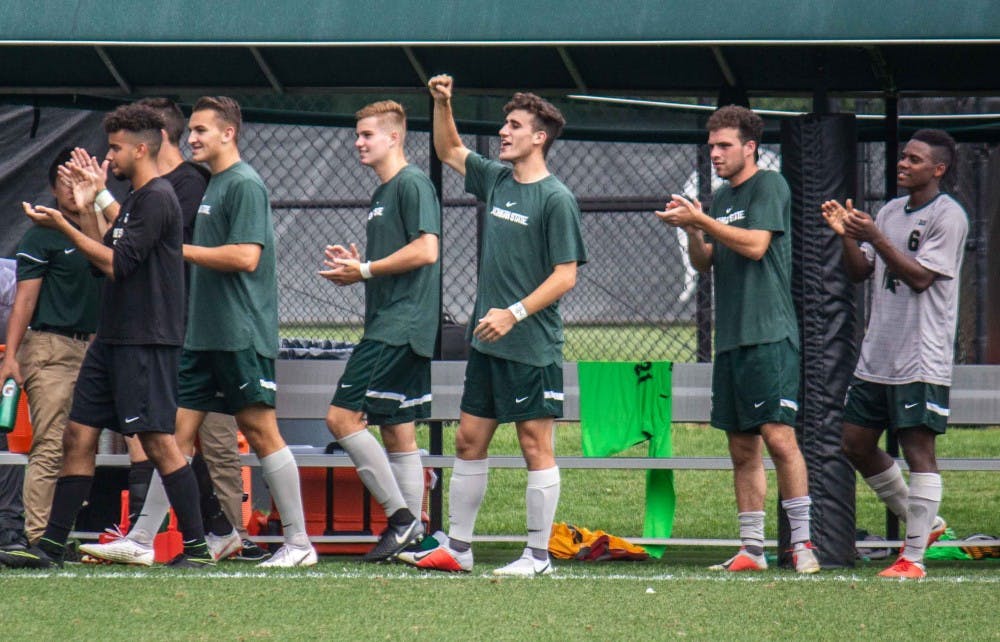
[84,97,316,568]
[399,75,586,576]
[73,97,264,561]
[0,149,101,548]
[319,100,440,561]
[656,105,819,573]
[821,129,967,579]
[0,104,212,568]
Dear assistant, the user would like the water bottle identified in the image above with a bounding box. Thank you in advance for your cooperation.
[0,378,19,432]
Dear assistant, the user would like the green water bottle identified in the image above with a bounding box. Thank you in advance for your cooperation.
[0,378,19,432]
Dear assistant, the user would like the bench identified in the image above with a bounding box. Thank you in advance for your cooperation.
[2,361,997,547]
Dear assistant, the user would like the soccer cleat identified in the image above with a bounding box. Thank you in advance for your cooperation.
[79,537,154,566]
[492,548,554,577]
[206,530,243,561]
[362,518,424,562]
[398,544,473,572]
[0,544,59,569]
[791,541,821,574]
[234,538,271,561]
[709,548,768,572]
[257,544,318,568]
[878,556,926,579]
[165,553,216,569]
[927,516,947,548]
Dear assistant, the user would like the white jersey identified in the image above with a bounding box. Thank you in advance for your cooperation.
[854,193,968,386]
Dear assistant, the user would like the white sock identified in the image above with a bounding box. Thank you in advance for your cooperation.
[526,467,560,556]
[338,430,407,517]
[902,472,942,563]
[388,450,425,520]
[127,472,168,547]
[260,447,309,547]
[447,458,489,546]
[864,462,909,521]
[738,511,766,554]
[781,496,812,545]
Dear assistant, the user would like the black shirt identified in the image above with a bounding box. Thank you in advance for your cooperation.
[97,177,185,346]
[163,161,210,244]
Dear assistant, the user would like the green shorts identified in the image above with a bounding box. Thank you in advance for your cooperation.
[843,378,950,434]
[178,347,276,415]
[331,339,431,426]
[711,339,800,434]
[460,348,563,424]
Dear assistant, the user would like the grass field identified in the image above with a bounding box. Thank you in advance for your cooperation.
[2,425,998,640]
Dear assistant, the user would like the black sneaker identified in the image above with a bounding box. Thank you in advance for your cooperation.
[0,544,60,569]
[165,553,216,569]
[362,518,424,562]
[234,538,271,561]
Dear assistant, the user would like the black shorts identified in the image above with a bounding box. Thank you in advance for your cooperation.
[69,341,179,435]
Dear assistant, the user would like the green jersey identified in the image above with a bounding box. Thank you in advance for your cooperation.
[464,153,587,367]
[186,161,278,358]
[15,224,100,333]
[708,170,798,354]
[362,165,441,357]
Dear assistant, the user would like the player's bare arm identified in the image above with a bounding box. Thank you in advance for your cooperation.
[473,260,577,343]
[183,242,262,273]
[0,277,42,385]
[822,198,875,282]
[23,202,115,278]
[320,233,438,286]
[841,205,937,292]
[661,193,770,261]
[428,74,471,175]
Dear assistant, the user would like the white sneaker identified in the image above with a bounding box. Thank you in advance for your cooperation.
[792,542,821,574]
[79,537,154,566]
[492,548,553,577]
[206,530,243,561]
[257,544,317,568]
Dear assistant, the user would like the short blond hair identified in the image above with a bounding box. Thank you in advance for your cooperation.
[355,100,407,137]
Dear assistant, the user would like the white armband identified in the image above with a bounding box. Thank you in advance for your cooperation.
[507,301,528,322]
[95,189,115,211]
[359,261,373,280]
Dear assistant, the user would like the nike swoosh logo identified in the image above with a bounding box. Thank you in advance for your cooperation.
[754,401,766,408]
[125,416,140,424]
[515,396,529,404]
[904,403,919,409]
[505,201,517,207]
[394,527,415,545]
[63,248,76,254]
[239,382,250,390]
[340,383,352,388]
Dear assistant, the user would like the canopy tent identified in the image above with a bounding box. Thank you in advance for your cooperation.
[2,1,1000,141]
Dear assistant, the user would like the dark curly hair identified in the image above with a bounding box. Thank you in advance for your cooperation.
[910,128,957,177]
[103,103,165,155]
[503,92,566,156]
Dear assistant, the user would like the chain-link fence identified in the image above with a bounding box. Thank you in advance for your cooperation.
[234,121,995,365]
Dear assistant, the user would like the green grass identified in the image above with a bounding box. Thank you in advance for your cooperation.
[1,424,997,640]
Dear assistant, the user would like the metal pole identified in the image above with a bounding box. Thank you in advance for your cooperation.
[883,95,900,541]
[428,93,445,534]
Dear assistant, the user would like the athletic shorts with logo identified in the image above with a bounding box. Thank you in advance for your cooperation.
[178,347,276,415]
[331,339,431,426]
[69,341,179,435]
[843,377,950,434]
[461,348,563,424]
[711,338,799,433]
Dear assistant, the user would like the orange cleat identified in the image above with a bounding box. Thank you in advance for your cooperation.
[878,556,926,579]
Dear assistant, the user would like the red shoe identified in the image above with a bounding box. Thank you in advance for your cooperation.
[397,545,473,572]
[878,556,926,579]
[709,548,767,572]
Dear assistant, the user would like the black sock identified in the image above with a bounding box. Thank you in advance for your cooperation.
[127,460,155,527]
[191,453,233,536]
[388,508,415,528]
[39,475,93,558]
[449,538,471,553]
[160,465,207,556]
